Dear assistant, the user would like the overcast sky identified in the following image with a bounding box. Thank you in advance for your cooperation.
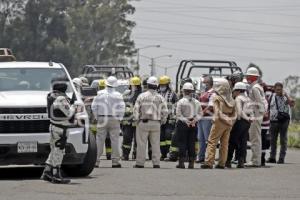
[130,0,300,84]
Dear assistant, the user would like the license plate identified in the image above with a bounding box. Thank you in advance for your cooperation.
[17,142,38,153]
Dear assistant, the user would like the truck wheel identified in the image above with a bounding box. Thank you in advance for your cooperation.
[64,133,97,177]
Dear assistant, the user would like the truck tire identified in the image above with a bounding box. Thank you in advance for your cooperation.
[64,133,97,177]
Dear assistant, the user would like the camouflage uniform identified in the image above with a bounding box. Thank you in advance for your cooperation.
[41,88,76,184]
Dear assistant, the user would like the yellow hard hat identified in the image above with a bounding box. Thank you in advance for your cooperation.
[159,75,171,85]
[99,79,106,87]
[130,76,141,86]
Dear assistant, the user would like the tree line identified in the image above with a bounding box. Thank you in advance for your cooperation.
[0,0,136,75]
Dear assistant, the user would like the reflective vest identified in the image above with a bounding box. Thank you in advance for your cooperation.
[47,91,75,126]
[122,89,141,126]
[160,89,177,124]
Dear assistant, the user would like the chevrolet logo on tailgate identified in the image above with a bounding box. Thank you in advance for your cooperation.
[0,114,49,120]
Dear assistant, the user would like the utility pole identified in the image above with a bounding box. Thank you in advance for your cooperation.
[156,64,178,76]
[150,58,156,76]
[140,54,172,76]
[136,45,160,76]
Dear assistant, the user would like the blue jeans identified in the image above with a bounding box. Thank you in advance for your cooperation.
[197,119,212,160]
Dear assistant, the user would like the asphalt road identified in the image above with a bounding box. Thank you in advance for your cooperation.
[0,149,299,200]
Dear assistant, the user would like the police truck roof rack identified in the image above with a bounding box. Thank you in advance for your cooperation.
[81,64,134,84]
[0,48,16,62]
[175,60,242,93]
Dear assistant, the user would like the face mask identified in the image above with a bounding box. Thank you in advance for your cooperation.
[184,91,193,99]
[131,85,137,91]
[160,86,167,92]
[246,76,257,83]
[204,84,210,91]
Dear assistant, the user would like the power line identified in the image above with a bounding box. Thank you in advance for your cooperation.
[138,9,300,29]
[136,25,300,46]
[134,36,300,54]
[134,18,300,36]
[156,45,300,62]
[137,7,300,17]
[135,34,300,38]
[134,39,300,62]
[144,0,300,10]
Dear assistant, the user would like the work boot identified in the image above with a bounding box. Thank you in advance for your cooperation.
[225,161,232,169]
[261,153,266,167]
[176,158,185,169]
[237,159,245,168]
[277,158,285,164]
[106,153,111,160]
[188,158,194,169]
[201,163,213,169]
[133,165,144,168]
[166,152,178,162]
[112,164,122,168]
[188,161,194,169]
[40,164,53,182]
[215,165,225,169]
[267,157,276,163]
[52,166,70,184]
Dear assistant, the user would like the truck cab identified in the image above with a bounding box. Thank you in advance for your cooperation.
[0,61,96,177]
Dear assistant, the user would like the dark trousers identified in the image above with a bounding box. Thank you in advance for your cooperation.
[270,121,289,160]
[122,125,136,157]
[176,121,197,160]
[160,123,175,158]
[227,119,250,163]
[261,129,270,151]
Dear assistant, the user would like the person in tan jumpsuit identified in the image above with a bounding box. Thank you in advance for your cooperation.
[133,76,168,168]
[201,79,237,169]
[245,67,266,167]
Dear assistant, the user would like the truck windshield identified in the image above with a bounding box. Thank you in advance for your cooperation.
[0,68,70,91]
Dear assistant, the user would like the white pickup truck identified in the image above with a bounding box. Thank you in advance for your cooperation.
[0,61,96,177]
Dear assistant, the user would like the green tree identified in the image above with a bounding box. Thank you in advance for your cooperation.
[283,75,300,122]
[0,0,25,45]
[67,0,136,74]
[1,0,136,76]
[292,99,300,122]
[2,0,71,64]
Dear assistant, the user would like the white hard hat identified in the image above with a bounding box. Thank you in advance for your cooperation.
[79,76,89,84]
[106,76,118,88]
[233,82,247,91]
[147,76,159,86]
[245,67,260,77]
[182,82,194,91]
[72,78,82,87]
